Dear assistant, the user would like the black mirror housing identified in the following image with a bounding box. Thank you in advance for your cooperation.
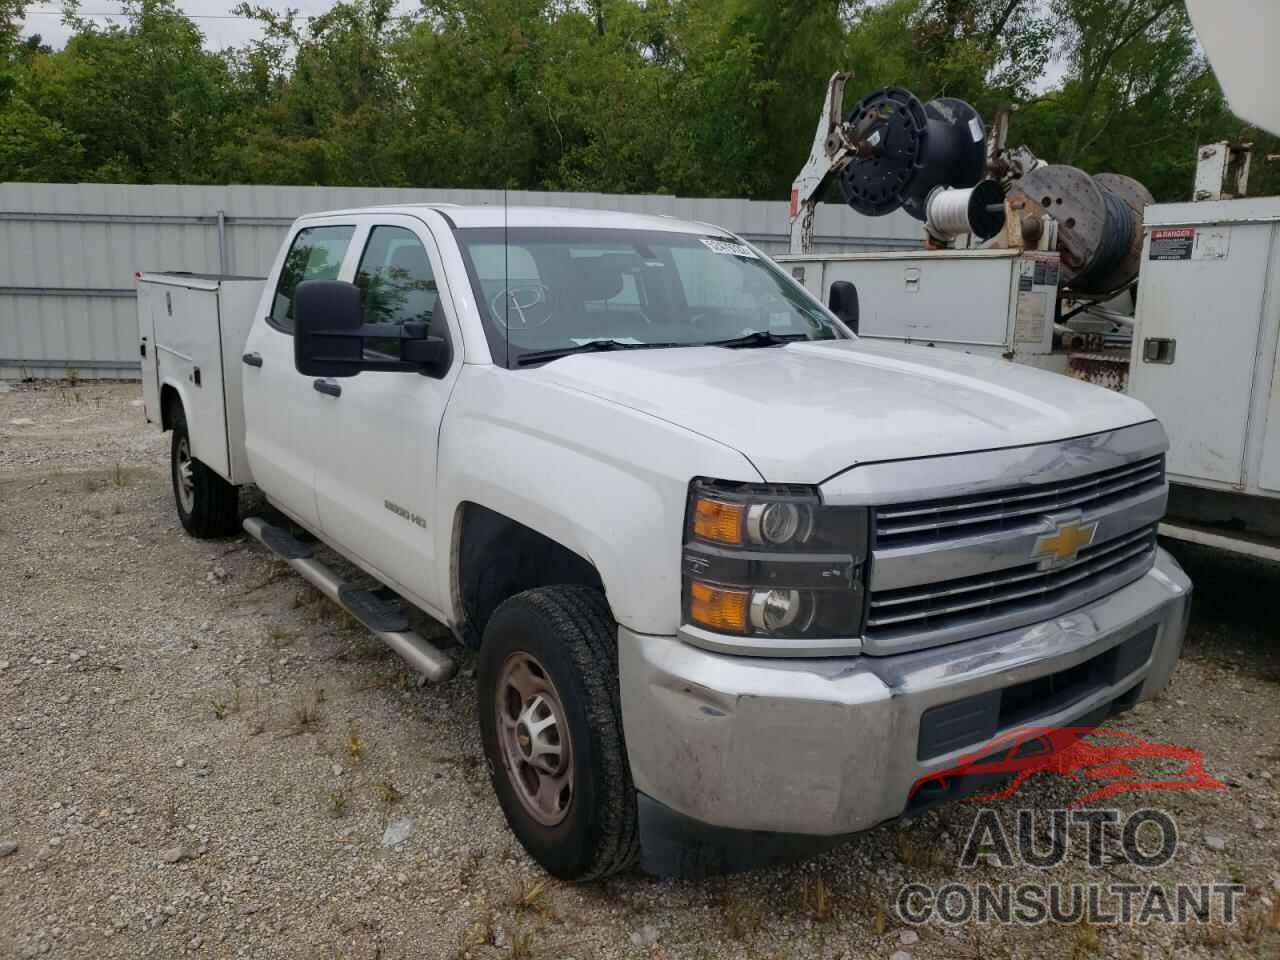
[403,335,450,367]
[295,279,364,377]
[828,280,860,334]
[294,279,451,377]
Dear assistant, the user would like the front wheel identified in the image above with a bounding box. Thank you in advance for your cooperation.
[478,585,639,880]
[170,404,240,538]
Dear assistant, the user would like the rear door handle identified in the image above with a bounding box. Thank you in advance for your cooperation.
[242,352,263,368]
[313,379,341,398]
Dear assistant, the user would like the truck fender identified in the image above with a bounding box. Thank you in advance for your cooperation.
[436,367,761,638]
[159,378,190,432]
[158,378,221,472]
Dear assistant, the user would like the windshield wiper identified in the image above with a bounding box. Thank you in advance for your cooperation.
[706,330,808,349]
[515,339,684,367]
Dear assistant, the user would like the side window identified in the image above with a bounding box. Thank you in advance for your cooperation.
[268,225,356,334]
[355,226,439,358]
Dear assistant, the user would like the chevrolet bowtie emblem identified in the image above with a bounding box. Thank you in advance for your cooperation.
[1034,520,1098,566]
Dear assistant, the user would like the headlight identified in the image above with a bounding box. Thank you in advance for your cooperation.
[750,589,811,632]
[747,501,813,546]
[683,479,868,641]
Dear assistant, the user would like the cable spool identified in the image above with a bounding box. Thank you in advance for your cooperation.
[838,87,987,222]
[1013,166,1153,297]
[923,180,1006,241]
[1074,190,1134,290]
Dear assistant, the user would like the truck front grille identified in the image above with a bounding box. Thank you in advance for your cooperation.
[866,523,1158,637]
[874,455,1165,546]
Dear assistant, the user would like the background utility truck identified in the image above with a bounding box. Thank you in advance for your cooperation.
[138,204,1191,879]
[784,73,1280,565]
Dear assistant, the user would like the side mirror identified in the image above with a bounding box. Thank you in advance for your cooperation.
[295,279,363,377]
[294,279,451,378]
[399,322,451,369]
[828,280,859,334]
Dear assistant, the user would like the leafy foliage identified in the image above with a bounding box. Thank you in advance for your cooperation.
[0,0,1274,201]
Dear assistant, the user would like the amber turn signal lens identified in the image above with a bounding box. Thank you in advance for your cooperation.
[692,496,744,545]
[688,581,748,633]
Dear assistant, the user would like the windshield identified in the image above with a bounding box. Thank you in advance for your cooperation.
[454,227,847,367]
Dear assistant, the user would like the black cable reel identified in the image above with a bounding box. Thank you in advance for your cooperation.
[837,87,991,223]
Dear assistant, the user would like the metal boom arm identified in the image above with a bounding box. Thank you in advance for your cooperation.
[789,72,852,255]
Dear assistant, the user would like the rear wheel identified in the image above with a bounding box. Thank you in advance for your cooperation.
[169,404,240,538]
[478,585,639,880]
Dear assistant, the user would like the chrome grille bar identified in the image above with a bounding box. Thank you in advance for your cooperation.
[866,525,1158,631]
[875,455,1164,543]
[869,526,1155,609]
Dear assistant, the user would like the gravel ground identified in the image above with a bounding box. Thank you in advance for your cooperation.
[1,380,1277,960]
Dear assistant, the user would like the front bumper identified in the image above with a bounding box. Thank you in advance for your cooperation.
[619,547,1190,844]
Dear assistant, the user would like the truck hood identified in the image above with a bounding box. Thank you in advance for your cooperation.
[530,339,1155,481]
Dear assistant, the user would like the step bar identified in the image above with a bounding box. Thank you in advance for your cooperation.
[242,516,457,682]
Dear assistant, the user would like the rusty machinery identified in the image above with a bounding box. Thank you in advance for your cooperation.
[998,161,1152,389]
[790,72,1153,388]
[790,76,1009,251]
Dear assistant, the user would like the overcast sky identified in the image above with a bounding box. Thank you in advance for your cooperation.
[20,0,345,51]
[20,0,1069,89]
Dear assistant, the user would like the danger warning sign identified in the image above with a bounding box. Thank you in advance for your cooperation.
[1149,227,1195,261]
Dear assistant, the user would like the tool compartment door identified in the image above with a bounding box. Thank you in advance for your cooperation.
[778,250,1021,352]
[1249,223,1280,493]
[1129,219,1271,487]
[137,282,161,424]
[149,277,233,481]
[215,279,265,485]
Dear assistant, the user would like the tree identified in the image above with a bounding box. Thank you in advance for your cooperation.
[0,97,83,179]
[1,0,27,104]
[1051,0,1185,164]
[220,0,408,185]
[17,0,236,181]
[1008,0,1240,200]
[0,0,1263,203]
[1,0,23,55]
[910,0,1054,107]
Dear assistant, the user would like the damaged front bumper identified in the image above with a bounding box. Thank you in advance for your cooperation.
[618,547,1191,876]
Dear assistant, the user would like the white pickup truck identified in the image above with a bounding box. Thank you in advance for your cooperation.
[137,204,1191,880]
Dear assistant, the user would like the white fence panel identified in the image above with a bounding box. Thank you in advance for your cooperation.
[0,182,922,378]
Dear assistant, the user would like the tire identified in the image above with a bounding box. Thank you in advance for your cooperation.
[170,403,240,539]
[478,585,639,881]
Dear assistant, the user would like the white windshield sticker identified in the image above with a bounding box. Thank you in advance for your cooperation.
[700,237,758,259]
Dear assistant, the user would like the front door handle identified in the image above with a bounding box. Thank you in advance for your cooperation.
[313,379,341,398]
[242,352,263,368]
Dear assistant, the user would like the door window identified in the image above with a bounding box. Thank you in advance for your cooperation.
[268,225,356,333]
[355,226,440,357]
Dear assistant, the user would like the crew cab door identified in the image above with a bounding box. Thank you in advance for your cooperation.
[309,216,462,609]
[242,220,360,530]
